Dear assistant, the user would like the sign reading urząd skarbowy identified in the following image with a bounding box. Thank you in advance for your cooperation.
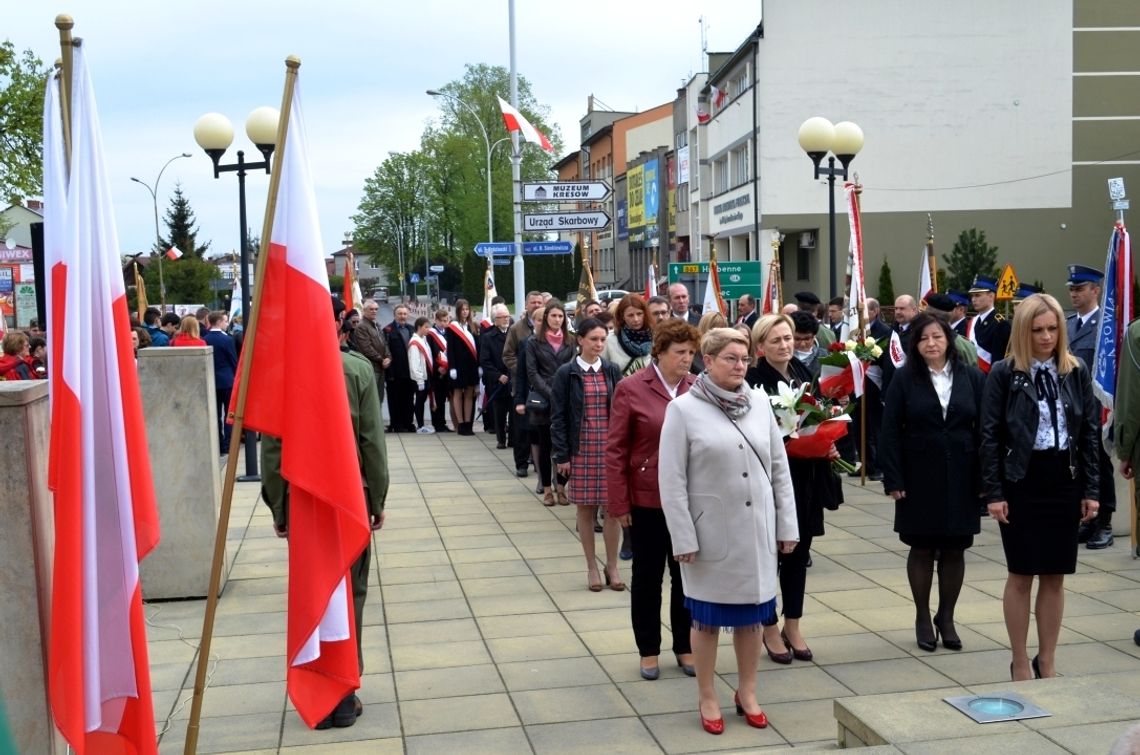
[522,211,610,232]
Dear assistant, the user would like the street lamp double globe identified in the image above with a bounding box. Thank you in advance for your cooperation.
[797,117,864,299]
[192,106,279,480]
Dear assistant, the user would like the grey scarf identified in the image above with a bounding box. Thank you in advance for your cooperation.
[689,370,752,419]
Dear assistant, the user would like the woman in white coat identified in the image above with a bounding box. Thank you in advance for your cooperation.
[659,327,799,736]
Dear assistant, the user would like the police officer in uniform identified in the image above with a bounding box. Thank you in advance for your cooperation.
[1067,264,1116,549]
[967,275,1011,371]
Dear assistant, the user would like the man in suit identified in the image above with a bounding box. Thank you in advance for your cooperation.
[1067,264,1116,549]
[203,310,239,453]
[893,295,919,345]
[737,294,759,330]
[383,304,417,433]
[967,275,1011,372]
[827,297,845,341]
[947,291,970,336]
[668,283,700,325]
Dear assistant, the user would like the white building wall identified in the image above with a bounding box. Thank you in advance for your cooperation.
[625,118,673,164]
[757,0,1072,215]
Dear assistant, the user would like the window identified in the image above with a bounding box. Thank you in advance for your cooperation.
[797,247,810,281]
[713,157,728,194]
[675,130,688,148]
[677,184,689,209]
[732,145,750,188]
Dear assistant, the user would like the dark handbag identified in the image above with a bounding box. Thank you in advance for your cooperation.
[526,389,549,413]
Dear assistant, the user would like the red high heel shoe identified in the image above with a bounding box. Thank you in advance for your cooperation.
[699,709,724,735]
[734,692,769,729]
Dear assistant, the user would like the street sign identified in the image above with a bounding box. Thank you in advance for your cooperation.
[492,258,511,266]
[474,242,514,257]
[995,264,1019,301]
[429,264,445,273]
[522,241,573,255]
[523,211,610,232]
[667,261,763,302]
[410,272,421,284]
[523,180,611,203]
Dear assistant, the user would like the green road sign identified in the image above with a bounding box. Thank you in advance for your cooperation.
[667,261,763,302]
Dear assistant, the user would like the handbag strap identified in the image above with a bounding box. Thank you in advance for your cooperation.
[719,409,773,488]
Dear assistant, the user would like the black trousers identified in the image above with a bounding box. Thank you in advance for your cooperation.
[513,409,530,469]
[763,533,814,623]
[630,506,691,657]
[386,377,416,430]
[216,387,232,452]
[487,384,512,445]
[431,378,449,430]
[413,386,430,429]
[532,425,566,488]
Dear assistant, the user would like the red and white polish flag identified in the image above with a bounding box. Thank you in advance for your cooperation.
[164,247,183,260]
[234,80,371,728]
[497,96,555,154]
[44,46,161,755]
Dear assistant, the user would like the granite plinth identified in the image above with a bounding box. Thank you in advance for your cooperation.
[0,381,64,754]
[137,346,226,599]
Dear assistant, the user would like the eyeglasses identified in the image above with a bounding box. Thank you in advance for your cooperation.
[715,354,753,367]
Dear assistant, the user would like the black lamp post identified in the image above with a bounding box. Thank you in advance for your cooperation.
[797,117,864,299]
[193,107,279,481]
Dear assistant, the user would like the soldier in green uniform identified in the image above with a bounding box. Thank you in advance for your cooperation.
[261,296,389,729]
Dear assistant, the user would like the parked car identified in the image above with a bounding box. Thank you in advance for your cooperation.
[370,286,389,303]
[596,289,629,304]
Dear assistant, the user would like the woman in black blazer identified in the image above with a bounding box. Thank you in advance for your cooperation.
[526,301,577,505]
[881,314,986,653]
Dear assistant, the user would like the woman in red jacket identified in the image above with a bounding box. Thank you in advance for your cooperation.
[606,318,700,681]
[171,315,206,347]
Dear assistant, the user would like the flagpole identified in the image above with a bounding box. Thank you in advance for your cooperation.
[55,15,75,167]
[853,181,868,487]
[184,54,301,755]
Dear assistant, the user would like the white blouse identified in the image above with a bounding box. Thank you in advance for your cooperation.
[1032,359,1069,450]
[929,362,953,419]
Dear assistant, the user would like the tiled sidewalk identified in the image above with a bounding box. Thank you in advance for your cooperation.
[148,431,1140,753]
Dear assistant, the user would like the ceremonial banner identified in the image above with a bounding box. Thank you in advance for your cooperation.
[702,250,727,317]
[839,182,867,344]
[44,46,160,755]
[1093,221,1134,445]
[235,80,371,728]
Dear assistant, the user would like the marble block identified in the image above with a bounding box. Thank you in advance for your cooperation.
[138,346,227,599]
[0,381,64,754]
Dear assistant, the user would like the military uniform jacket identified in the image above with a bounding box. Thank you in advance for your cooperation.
[971,309,1011,365]
[260,349,390,530]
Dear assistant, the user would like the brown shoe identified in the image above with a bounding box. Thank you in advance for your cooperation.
[542,490,555,506]
[557,488,570,505]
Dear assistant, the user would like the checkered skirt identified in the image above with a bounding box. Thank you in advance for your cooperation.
[569,370,609,506]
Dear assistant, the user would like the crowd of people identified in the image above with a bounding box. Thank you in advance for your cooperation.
[331,262,1137,735]
[6,265,1134,735]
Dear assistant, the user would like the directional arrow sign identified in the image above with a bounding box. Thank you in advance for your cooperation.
[429,264,445,273]
[474,242,514,257]
[492,258,511,266]
[523,180,611,202]
[523,211,610,232]
[522,241,573,255]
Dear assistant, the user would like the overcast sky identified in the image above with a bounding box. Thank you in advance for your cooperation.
[7,1,758,259]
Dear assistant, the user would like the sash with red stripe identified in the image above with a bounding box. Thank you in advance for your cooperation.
[447,321,478,360]
[426,328,448,371]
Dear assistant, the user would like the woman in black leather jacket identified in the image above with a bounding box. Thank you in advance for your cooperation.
[980,293,1100,681]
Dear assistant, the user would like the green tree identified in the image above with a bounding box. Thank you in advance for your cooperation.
[153,183,211,259]
[163,257,218,305]
[0,41,48,204]
[944,228,999,292]
[354,63,563,303]
[877,258,895,303]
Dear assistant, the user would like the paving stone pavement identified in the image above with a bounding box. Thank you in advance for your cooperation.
[148,430,1140,753]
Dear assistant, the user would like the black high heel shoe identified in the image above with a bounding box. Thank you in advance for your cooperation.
[932,613,962,651]
[915,618,937,652]
[1031,655,1042,679]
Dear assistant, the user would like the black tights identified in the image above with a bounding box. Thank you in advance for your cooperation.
[907,547,965,636]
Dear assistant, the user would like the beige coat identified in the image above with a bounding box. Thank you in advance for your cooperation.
[658,388,798,605]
